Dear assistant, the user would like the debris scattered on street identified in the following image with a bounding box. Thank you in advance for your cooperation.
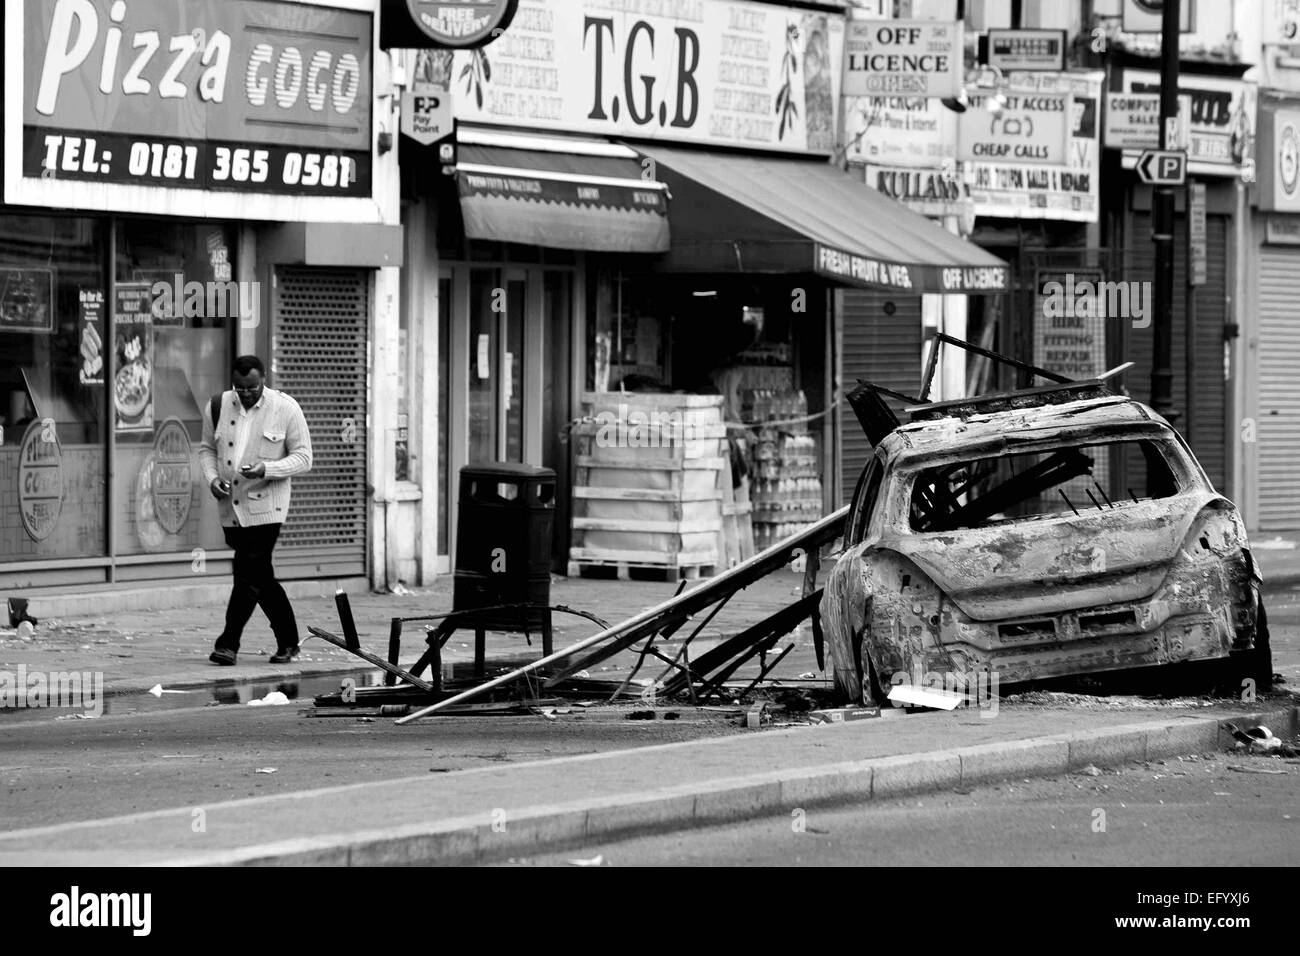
[248,691,291,707]
[1076,764,1103,777]
[807,706,881,724]
[254,767,278,774]
[1227,765,1288,775]
[567,855,604,867]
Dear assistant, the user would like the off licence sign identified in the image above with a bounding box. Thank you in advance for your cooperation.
[843,20,962,98]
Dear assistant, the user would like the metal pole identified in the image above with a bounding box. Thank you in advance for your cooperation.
[1150,0,1180,420]
[1184,180,1197,443]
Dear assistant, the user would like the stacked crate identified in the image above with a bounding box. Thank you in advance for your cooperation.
[568,393,728,579]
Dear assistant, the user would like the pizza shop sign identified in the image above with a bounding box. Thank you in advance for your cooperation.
[8,0,375,218]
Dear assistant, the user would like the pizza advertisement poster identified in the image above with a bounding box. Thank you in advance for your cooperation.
[113,282,154,433]
[78,288,105,386]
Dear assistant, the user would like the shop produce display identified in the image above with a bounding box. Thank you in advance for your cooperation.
[746,389,824,551]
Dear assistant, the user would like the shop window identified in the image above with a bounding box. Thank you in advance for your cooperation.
[0,214,107,562]
[396,282,413,484]
[437,275,451,554]
[113,220,235,556]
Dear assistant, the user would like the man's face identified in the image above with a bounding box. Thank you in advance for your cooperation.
[232,369,264,409]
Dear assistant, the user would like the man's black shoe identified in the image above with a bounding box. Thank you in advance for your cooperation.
[269,646,300,664]
[209,648,237,666]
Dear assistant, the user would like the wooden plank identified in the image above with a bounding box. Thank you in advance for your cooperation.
[581,391,726,409]
[573,487,723,502]
[572,517,722,534]
[572,426,733,442]
[575,456,727,471]
[568,547,719,566]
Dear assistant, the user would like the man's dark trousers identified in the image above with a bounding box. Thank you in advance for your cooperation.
[215,524,299,653]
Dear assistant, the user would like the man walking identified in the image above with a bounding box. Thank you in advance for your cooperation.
[200,355,313,665]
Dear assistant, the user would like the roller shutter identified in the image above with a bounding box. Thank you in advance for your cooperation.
[272,266,369,578]
[838,289,922,504]
[1258,245,1300,529]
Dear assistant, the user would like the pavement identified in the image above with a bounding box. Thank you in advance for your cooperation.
[1,545,1298,866]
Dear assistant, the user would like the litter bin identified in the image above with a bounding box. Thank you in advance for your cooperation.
[453,462,556,631]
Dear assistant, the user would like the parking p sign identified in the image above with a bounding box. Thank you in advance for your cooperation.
[1136,149,1187,185]
[843,20,963,98]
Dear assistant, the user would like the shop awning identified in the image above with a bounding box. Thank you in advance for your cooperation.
[457,129,670,253]
[631,145,1009,294]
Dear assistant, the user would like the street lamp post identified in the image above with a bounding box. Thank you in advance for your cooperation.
[1150,0,1181,420]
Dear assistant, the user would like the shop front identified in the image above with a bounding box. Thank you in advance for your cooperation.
[2,0,399,593]
[843,68,1104,495]
[394,0,1004,578]
[1113,68,1254,501]
[1248,94,1300,531]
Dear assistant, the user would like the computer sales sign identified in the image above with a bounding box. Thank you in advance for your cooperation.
[4,0,379,222]
[843,20,962,98]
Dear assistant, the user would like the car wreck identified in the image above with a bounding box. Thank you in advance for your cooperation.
[821,335,1271,706]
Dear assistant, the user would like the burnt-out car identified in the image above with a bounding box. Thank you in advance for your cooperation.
[821,392,1270,705]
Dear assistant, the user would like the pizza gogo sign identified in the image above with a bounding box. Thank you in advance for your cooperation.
[11,0,373,208]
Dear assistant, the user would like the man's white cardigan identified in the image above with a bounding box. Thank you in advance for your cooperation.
[199,387,313,528]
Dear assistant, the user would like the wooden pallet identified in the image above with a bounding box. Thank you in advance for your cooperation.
[567,553,717,581]
[569,394,727,575]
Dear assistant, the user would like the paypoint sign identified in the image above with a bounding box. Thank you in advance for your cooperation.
[843,20,962,98]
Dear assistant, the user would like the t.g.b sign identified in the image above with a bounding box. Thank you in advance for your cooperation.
[381,0,518,49]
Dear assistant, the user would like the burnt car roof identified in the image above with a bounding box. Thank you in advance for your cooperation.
[877,396,1177,465]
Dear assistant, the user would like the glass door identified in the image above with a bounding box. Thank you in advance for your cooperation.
[466,266,527,464]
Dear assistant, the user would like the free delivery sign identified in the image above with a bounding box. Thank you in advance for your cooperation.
[843,20,962,98]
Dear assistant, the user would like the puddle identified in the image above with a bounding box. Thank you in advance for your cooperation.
[0,667,391,723]
[0,656,596,723]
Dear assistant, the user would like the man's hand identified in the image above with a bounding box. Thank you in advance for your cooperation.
[210,478,232,500]
[239,462,267,479]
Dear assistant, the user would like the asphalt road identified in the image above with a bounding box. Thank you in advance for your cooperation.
[1,586,1296,835]
[0,703,740,830]
[507,750,1299,867]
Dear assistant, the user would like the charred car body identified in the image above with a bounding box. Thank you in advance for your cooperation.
[822,339,1270,706]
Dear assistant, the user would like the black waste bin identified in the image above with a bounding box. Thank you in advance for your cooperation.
[453,462,555,631]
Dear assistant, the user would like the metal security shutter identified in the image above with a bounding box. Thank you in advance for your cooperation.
[273,267,369,578]
[1258,245,1300,529]
[1123,211,1228,493]
[838,289,922,504]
